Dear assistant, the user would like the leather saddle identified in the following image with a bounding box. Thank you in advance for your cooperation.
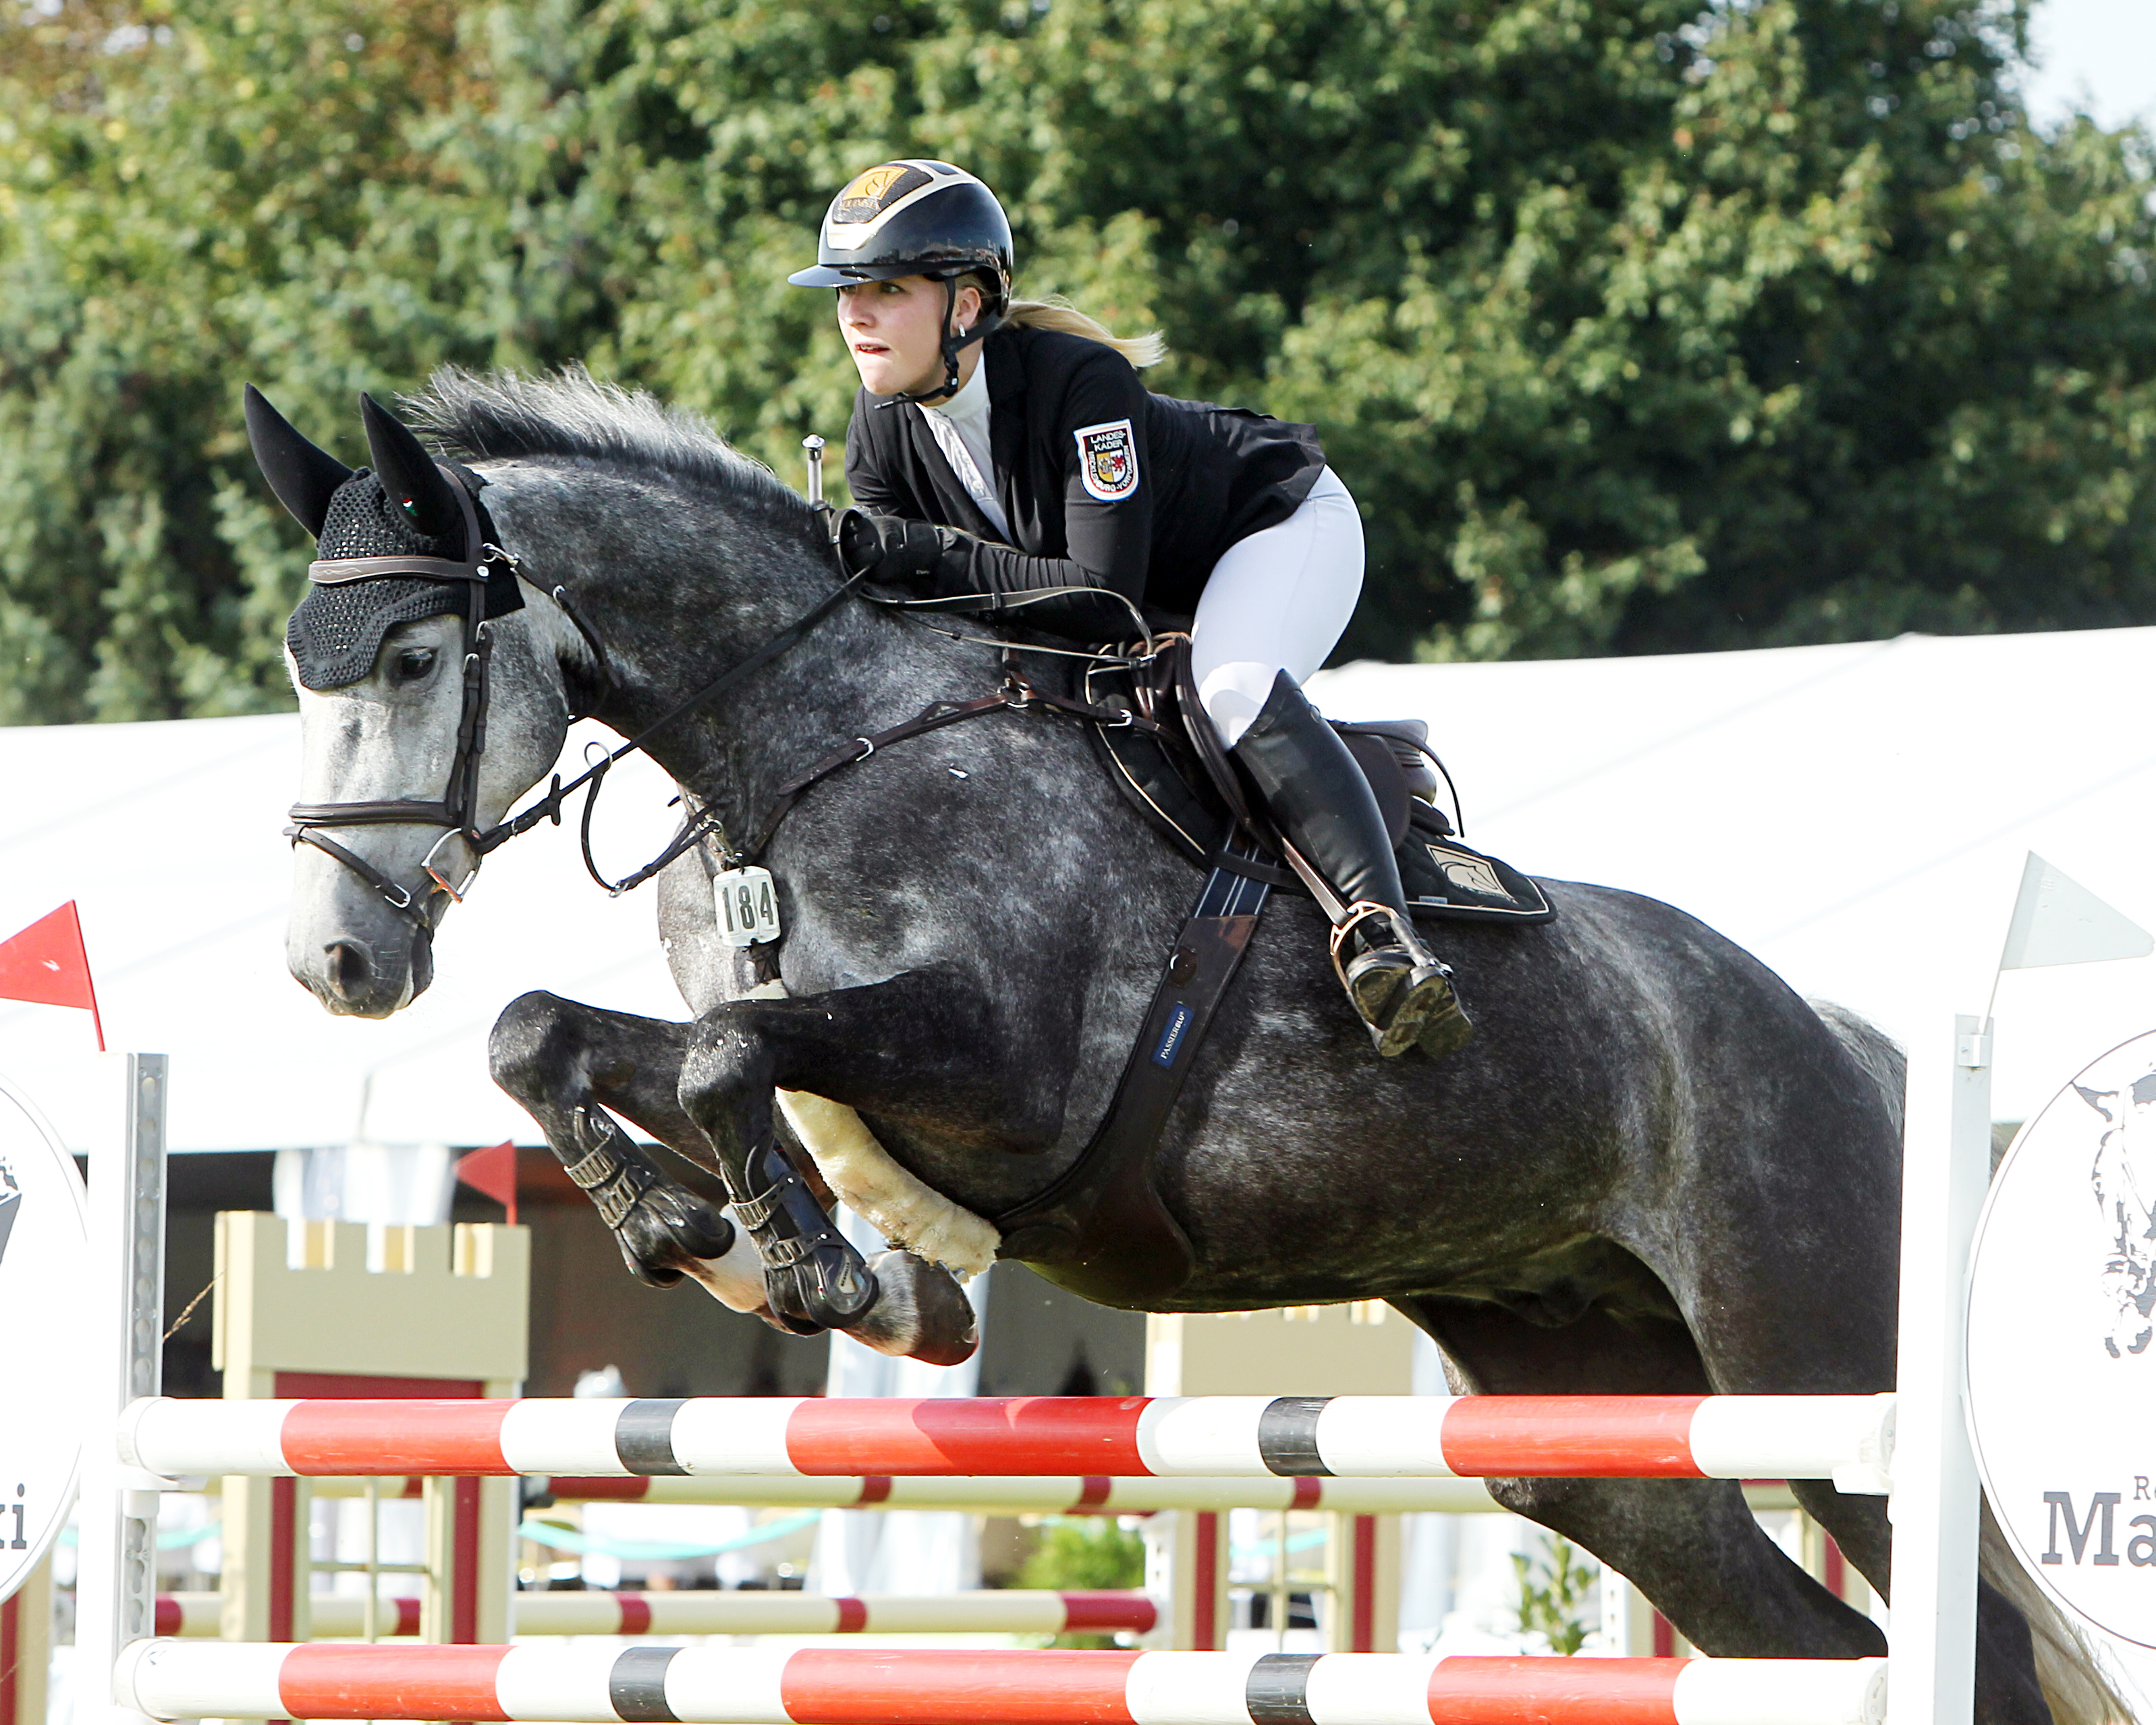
[985,640,1550,1311]
[1083,637,1552,923]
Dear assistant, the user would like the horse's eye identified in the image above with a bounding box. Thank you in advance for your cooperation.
[394,647,436,683]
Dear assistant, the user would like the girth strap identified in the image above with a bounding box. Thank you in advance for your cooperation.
[993,832,1272,1306]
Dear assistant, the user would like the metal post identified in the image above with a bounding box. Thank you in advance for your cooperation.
[76,1053,167,1725]
[1883,1014,1990,1725]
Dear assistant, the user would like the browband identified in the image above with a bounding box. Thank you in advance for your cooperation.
[302,462,523,619]
[308,553,480,584]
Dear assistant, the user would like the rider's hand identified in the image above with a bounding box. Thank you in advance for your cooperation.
[839,510,945,586]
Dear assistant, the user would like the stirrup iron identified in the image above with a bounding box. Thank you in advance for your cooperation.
[1330,902,1470,1060]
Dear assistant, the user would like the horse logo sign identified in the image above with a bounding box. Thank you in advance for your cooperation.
[1968,1026,2156,1647]
[0,1072,90,1607]
[2076,1073,2156,1357]
[0,1156,17,1269]
[1075,420,1140,503]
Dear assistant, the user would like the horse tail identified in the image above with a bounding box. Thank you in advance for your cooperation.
[1807,997,1906,1139]
[1981,1501,2138,1725]
[1808,998,2137,1725]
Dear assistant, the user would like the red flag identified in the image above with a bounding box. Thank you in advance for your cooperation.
[455,1139,519,1224]
[0,902,103,1051]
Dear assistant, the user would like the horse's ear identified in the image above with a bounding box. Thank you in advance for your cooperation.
[360,392,464,546]
[244,385,352,538]
[2078,1084,2119,1121]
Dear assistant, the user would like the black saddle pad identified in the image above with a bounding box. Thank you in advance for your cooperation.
[1084,652,1552,925]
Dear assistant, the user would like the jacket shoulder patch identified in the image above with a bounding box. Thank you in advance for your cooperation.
[1073,418,1140,503]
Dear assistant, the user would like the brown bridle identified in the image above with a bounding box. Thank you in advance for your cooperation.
[283,468,518,925]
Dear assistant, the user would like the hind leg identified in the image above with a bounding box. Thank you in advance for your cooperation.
[1664,1199,2053,1724]
[1393,1293,1886,1658]
[489,989,767,1311]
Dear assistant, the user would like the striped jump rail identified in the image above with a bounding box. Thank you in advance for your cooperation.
[277,1475,1509,1512]
[155,1591,1158,1639]
[115,1643,1891,1725]
[285,1475,1817,1513]
[541,1475,1507,1512]
[119,1393,1896,1489]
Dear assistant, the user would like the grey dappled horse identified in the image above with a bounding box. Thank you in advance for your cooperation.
[265,369,2109,1725]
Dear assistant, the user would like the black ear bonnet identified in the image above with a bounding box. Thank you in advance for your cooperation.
[250,386,524,692]
[283,462,522,691]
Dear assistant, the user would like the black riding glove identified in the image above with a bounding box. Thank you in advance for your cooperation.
[926,532,1144,642]
[839,510,946,586]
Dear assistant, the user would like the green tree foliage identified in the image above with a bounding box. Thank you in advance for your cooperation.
[1015,1514,1147,1647]
[3,0,2153,721]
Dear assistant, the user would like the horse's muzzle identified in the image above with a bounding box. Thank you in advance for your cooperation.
[301,923,435,1018]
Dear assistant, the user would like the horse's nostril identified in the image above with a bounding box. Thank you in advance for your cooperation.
[325,940,374,1001]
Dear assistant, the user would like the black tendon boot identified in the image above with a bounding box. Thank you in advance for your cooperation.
[727,1139,881,1332]
[1233,673,1474,1060]
[561,1106,736,1288]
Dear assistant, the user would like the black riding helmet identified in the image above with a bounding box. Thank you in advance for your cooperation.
[789,160,1015,406]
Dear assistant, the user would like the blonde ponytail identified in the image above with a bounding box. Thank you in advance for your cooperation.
[1001,295,1167,368]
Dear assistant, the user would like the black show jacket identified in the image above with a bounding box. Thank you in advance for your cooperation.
[844,323,1325,620]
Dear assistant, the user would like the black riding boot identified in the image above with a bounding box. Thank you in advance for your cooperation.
[1233,673,1472,1060]
[727,1139,881,1333]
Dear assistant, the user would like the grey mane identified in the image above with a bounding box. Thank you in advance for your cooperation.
[404,364,821,545]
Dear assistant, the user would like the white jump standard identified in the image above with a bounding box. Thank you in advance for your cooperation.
[119,1392,1896,1485]
[115,1643,1890,1725]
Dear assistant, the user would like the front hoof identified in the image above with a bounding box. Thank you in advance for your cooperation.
[616,1186,736,1290]
[841,1251,980,1365]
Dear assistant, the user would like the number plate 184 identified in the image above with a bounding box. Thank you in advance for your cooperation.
[713,866,782,947]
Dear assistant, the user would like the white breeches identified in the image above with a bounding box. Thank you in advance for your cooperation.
[1190,466,1364,748]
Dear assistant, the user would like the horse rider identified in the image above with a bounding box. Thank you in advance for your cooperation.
[792,159,1474,1064]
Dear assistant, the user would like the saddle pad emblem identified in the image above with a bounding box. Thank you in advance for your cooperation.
[1431,850,1508,901]
[1075,420,1140,503]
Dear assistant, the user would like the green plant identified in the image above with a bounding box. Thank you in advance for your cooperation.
[1513,1534,1598,1656]
[1016,1516,1146,1647]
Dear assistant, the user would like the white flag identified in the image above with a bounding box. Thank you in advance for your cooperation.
[1998,852,2154,971]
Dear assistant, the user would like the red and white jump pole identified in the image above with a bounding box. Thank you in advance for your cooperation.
[154,1590,1160,1639]
[118,1390,1896,1485]
[76,1016,1993,1725]
[538,1473,1508,1512]
[115,1643,1889,1725]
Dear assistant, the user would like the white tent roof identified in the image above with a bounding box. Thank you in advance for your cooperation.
[0,715,686,1153]
[5,626,2154,1151]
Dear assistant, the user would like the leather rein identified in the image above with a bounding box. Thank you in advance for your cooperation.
[286,472,1153,926]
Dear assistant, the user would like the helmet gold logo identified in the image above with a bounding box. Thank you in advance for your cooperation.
[839,165,909,211]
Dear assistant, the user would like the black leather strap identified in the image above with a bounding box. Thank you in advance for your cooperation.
[993,835,1271,1305]
[284,825,422,922]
